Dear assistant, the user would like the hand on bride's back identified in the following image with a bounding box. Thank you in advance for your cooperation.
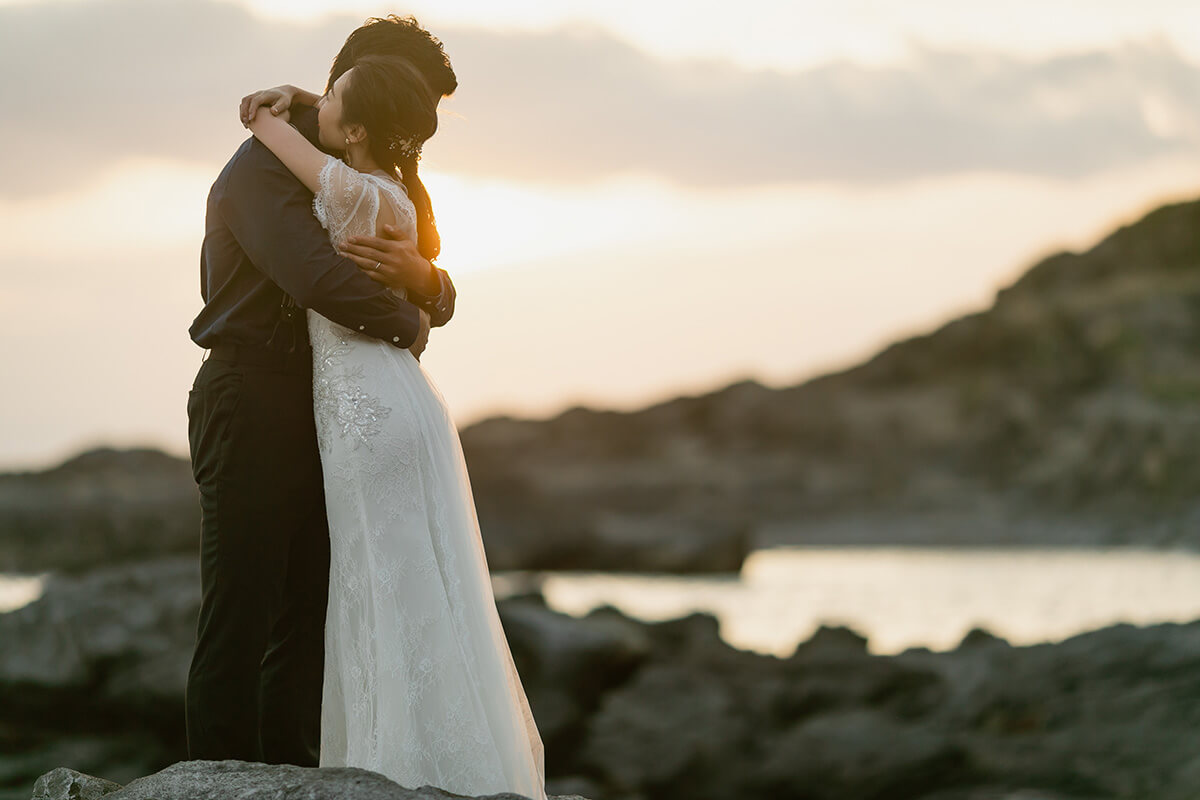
[338,225,439,296]
[239,85,298,127]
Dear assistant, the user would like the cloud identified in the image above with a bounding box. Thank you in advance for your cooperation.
[3,0,1200,197]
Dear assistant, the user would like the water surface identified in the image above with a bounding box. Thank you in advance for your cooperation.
[7,546,1200,657]
[496,545,1200,655]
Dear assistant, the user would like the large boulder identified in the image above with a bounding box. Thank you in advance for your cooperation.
[29,761,591,800]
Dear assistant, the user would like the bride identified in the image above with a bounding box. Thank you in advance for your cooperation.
[239,40,547,800]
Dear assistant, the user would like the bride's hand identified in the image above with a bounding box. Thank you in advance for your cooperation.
[240,85,298,127]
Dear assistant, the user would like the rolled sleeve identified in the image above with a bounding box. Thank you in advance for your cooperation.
[405,266,456,328]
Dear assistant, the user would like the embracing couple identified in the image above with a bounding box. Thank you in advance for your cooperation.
[185,15,546,800]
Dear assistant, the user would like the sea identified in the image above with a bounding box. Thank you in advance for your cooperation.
[7,546,1199,657]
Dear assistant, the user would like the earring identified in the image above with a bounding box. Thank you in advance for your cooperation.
[344,137,353,168]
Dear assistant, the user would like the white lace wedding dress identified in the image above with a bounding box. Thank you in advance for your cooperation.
[306,154,546,800]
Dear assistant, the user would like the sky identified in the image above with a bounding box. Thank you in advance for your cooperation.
[2,0,1200,468]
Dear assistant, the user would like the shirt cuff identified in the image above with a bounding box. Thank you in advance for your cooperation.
[406,267,453,326]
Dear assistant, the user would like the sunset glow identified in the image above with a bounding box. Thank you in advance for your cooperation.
[2,0,1200,467]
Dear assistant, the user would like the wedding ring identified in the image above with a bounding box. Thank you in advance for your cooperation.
[372,260,382,271]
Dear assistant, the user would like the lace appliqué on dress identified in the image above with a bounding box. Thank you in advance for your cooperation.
[312,321,391,452]
[309,156,397,452]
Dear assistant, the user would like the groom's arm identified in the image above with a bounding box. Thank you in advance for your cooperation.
[341,233,456,327]
[405,264,455,328]
[218,137,426,348]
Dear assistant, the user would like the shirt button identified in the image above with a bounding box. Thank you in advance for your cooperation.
[359,325,365,331]
[393,336,400,342]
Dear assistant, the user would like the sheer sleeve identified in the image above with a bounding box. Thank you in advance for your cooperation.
[313,155,379,243]
[309,155,451,321]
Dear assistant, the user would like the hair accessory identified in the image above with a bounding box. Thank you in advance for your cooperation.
[387,133,423,159]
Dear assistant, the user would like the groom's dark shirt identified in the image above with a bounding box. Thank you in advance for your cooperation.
[189,106,454,351]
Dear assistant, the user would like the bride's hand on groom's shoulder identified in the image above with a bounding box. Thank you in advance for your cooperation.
[240,85,299,127]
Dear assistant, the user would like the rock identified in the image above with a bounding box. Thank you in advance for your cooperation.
[789,623,870,660]
[758,710,971,800]
[583,512,752,574]
[27,760,592,800]
[498,598,652,765]
[454,196,1200,552]
[30,768,121,800]
[0,443,750,575]
[0,559,197,797]
[0,557,198,712]
[0,448,198,574]
[579,663,751,797]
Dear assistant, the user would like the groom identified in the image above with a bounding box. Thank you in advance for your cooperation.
[185,16,458,765]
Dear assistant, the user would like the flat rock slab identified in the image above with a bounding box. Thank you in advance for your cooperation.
[31,761,590,800]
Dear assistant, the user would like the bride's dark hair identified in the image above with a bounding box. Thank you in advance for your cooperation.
[339,55,443,261]
[328,15,457,263]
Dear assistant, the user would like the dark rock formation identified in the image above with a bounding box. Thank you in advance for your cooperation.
[0,559,197,797]
[457,198,1200,551]
[0,448,197,574]
[9,557,1200,800]
[0,444,750,575]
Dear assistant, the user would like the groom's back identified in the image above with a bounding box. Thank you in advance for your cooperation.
[188,131,308,352]
[183,127,332,764]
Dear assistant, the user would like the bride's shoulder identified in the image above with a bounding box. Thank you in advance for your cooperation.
[365,172,416,234]
[365,171,413,211]
[366,169,408,195]
[315,154,361,195]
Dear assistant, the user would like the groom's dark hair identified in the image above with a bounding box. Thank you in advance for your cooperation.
[327,15,457,99]
[326,15,456,263]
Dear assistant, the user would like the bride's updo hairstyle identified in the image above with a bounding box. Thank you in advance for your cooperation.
[339,55,442,260]
[327,15,457,263]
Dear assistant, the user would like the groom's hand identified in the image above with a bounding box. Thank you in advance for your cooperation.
[339,226,439,295]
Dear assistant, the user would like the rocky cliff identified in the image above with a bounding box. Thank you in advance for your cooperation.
[458,196,1200,550]
[6,196,1200,574]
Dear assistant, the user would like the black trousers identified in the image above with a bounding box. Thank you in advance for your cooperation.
[184,347,330,765]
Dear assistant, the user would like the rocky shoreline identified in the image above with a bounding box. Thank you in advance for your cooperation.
[7,192,1200,799]
[6,556,1200,800]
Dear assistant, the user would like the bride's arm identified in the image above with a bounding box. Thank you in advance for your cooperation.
[245,106,326,195]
